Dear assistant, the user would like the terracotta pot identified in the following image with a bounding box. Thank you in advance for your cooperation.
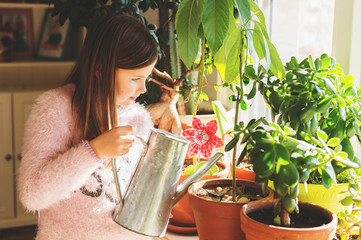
[169,161,229,227]
[298,183,352,214]
[230,162,255,181]
[240,199,337,240]
[188,178,274,240]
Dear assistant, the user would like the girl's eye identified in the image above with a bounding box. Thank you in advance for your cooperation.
[131,78,141,81]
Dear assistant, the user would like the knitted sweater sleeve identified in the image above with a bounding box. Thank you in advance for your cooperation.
[18,86,101,212]
[117,103,154,141]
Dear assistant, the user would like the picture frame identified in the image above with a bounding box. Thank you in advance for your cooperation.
[0,8,33,61]
[36,8,70,61]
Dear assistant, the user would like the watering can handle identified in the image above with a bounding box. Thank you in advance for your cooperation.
[110,135,148,205]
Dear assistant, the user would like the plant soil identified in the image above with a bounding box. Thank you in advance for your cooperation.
[194,183,266,203]
[248,205,331,228]
[237,158,253,171]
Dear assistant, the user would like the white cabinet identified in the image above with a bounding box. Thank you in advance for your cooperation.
[0,91,42,229]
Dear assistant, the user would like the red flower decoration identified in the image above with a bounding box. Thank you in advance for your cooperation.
[182,117,223,159]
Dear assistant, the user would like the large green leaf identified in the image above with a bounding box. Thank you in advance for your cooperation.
[248,0,266,26]
[202,0,230,54]
[252,21,269,65]
[252,21,284,79]
[175,0,204,69]
[214,26,242,83]
[267,40,285,79]
[235,0,251,24]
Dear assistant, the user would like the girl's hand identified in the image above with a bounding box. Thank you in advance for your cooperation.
[89,125,135,159]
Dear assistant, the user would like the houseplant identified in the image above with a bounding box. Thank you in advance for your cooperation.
[228,53,361,239]
[176,0,285,239]
[257,53,361,216]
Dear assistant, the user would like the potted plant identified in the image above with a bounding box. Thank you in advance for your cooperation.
[175,0,285,238]
[231,53,361,238]
[256,53,361,214]
[168,116,229,231]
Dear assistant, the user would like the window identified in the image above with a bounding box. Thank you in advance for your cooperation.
[259,0,335,63]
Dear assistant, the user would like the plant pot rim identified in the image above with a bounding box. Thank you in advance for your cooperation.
[300,182,349,187]
[188,178,273,205]
[240,199,337,231]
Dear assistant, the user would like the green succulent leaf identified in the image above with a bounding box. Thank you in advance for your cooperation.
[182,165,196,175]
[247,82,257,99]
[277,161,299,187]
[341,196,353,206]
[274,143,289,165]
[289,184,299,199]
[322,162,337,189]
[253,151,276,178]
[341,137,354,161]
[326,137,340,147]
[322,77,337,94]
[317,97,333,113]
[300,102,317,123]
[317,130,328,142]
[196,161,219,175]
[320,56,331,69]
[225,133,240,152]
[282,194,296,213]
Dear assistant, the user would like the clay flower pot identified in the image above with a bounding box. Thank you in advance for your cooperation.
[240,199,337,240]
[298,183,352,214]
[188,178,274,240]
[169,160,229,228]
[230,158,255,181]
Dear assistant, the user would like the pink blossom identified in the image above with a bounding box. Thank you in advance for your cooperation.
[182,117,223,159]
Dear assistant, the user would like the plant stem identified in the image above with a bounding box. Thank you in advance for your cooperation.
[232,30,246,201]
[192,38,205,116]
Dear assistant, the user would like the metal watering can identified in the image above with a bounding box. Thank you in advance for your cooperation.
[111,128,223,237]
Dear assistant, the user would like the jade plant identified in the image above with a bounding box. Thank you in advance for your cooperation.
[229,54,361,226]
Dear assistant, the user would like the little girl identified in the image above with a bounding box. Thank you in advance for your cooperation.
[18,13,158,240]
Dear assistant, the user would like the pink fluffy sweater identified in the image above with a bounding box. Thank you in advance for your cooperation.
[18,84,156,240]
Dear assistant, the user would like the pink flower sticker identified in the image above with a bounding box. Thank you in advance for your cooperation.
[182,117,223,158]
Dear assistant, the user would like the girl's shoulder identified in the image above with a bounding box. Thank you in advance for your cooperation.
[30,83,76,122]
[35,83,75,109]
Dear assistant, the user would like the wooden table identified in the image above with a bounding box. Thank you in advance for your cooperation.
[163,231,198,240]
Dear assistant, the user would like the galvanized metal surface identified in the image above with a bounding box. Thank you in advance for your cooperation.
[111,128,223,237]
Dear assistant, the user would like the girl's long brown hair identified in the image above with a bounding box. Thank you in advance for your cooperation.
[67,13,158,140]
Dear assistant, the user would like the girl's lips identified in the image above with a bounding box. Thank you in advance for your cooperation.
[130,97,136,101]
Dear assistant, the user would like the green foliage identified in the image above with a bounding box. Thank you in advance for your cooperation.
[227,54,361,226]
[175,0,204,69]
[182,161,219,176]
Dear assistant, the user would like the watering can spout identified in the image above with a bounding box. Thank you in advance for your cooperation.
[173,152,224,205]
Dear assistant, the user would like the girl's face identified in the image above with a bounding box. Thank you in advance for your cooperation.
[115,61,156,106]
